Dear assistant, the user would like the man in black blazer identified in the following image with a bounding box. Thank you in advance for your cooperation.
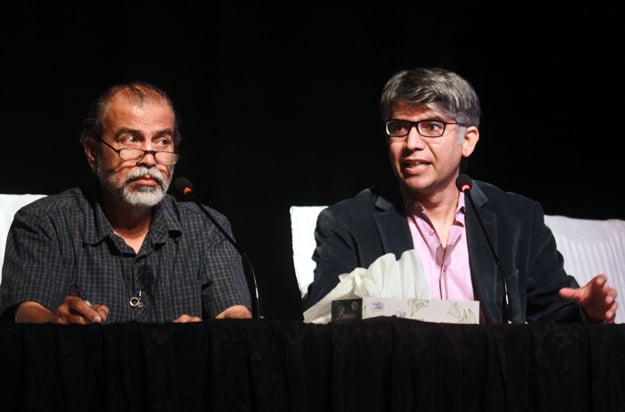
[306,67,617,324]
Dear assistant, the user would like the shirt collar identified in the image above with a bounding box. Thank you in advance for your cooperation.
[82,189,182,246]
[405,192,467,223]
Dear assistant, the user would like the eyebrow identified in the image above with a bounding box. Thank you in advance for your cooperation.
[113,127,174,140]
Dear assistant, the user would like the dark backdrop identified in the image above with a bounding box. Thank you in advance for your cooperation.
[2,2,623,321]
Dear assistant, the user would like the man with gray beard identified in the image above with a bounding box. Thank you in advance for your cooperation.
[0,82,252,323]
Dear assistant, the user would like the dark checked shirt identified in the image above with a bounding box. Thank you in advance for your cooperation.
[0,185,251,323]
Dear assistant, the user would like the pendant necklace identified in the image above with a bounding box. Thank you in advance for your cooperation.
[120,254,144,308]
[130,290,144,308]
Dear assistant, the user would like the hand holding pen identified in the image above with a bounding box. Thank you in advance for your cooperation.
[69,283,92,307]
[56,283,109,324]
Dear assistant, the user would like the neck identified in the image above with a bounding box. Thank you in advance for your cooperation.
[404,186,461,246]
[404,182,460,217]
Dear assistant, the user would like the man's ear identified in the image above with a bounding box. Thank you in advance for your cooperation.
[461,125,479,157]
[83,137,98,173]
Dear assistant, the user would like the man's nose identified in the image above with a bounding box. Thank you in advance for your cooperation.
[405,126,426,149]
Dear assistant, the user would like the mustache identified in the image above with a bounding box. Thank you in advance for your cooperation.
[124,167,165,188]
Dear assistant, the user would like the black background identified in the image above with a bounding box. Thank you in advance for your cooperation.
[2,2,623,320]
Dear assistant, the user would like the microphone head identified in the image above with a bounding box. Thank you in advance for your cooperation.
[173,177,194,199]
[456,174,473,193]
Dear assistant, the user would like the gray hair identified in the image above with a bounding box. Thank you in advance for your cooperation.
[379,67,481,128]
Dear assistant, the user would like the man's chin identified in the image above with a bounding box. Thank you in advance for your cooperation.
[123,188,165,207]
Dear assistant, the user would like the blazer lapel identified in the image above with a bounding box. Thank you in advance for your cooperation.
[465,183,503,323]
[372,194,413,257]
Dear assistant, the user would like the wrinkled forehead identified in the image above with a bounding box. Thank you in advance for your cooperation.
[102,95,175,133]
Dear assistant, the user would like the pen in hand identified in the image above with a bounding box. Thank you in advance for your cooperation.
[69,283,93,307]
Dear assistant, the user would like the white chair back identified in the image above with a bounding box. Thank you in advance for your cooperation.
[289,206,327,298]
[0,194,47,280]
[544,214,625,307]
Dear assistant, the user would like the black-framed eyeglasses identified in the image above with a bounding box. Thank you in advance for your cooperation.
[96,138,179,166]
[385,119,467,138]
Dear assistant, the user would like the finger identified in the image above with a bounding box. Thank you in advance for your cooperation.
[593,274,607,287]
[173,314,202,323]
[70,302,102,322]
[57,312,92,325]
[558,287,579,301]
[63,298,104,324]
[605,292,616,305]
[94,305,109,319]
[74,299,95,313]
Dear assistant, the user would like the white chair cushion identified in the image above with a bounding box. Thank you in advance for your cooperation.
[0,194,47,280]
[544,214,625,296]
[289,206,327,297]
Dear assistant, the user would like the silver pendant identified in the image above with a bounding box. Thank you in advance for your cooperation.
[130,291,144,308]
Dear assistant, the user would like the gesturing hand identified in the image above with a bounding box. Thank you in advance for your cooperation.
[559,274,618,323]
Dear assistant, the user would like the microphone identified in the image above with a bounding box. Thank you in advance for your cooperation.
[456,174,511,324]
[173,177,263,319]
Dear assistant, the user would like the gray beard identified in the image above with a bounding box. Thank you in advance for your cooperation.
[98,164,173,207]
[121,184,165,207]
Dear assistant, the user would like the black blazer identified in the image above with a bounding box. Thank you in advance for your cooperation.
[306,180,581,324]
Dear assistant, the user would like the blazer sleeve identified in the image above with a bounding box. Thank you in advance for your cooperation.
[524,201,581,322]
[306,206,361,308]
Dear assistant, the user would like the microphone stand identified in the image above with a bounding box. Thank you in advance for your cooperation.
[459,175,511,324]
[172,177,263,319]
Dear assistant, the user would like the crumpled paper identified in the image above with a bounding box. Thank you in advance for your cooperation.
[303,249,430,324]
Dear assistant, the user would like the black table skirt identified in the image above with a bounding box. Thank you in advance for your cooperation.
[1,317,624,412]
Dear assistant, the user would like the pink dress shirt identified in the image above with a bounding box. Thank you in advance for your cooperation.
[406,193,474,300]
